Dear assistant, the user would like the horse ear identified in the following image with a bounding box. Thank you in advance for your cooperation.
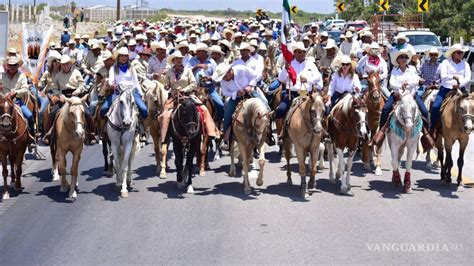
[266,111,274,118]
[65,97,72,105]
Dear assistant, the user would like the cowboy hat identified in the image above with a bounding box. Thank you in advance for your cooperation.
[366,42,383,53]
[362,31,374,38]
[90,42,101,50]
[212,63,232,82]
[135,34,146,41]
[209,45,224,55]
[391,49,413,67]
[47,50,62,68]
[139,48,152,55]
[60,54,75,64]
[324,39,338,50]
[82,34,90,39]
[6,56,23,66]
[394,33,409,43]
[239,42,255,53]
[118,47,130,56]
[249,33,259,40]
[67,39,75,45]
[218,39,232,50]
[176,41,189,50]
[259,42,267,51]
[74,34,81,39]
[345,31,353,38]
[426,47,440,58]
[233,32,244,39]
[195,43,209,53]
[340,55,352,65]
[249,39,259,48]
[291,42,306,53]
[151,41,167,50]
[7,48,17,54]
[445,43,468,58]
[320,31,329,38]
[127,39,137,46]
[107,28,113,32]
[167,50,184,65]
[262,29,273,37]
[222,28,234,39]
[100,50,113,61]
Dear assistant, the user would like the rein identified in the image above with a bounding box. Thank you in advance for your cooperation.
[63,102,86,138]
[0,102,28,145]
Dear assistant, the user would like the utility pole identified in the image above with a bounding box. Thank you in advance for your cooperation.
[117,0,120,21]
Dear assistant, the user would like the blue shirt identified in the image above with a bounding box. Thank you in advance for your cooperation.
[189,56,216,82]
[60,33,70,46]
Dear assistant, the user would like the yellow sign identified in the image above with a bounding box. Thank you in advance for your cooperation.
[418,0,429,12]
[379,0,389,11]
[256,8,263,17]
[291,6,298,14]
[336,2,345,13]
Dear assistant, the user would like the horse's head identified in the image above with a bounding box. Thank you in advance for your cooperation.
[0,93,16,132]
[352,97,369,141]
[246,99,272,147]
[458,94,474,134]
[119,88,135,127]
[176,98,200,139]
[310,92,325,134]
[65,96,87,138]
[367,71,382,102]
[396,92,418,134]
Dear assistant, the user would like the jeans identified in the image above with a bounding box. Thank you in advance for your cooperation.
[414,93,429,121]
[223,96,242,133]
[361,79,390,98]
[430,86,451,130]
[325,91,344,116]
[380,93,396,128]
[209,87,224,123]
[100,89,148,118]
[275,90,299,119]
[15,99,33,120]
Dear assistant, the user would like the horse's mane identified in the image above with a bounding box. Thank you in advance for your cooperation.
[59,101,71,125]
[243,98,267,128]
[340,94,353,115]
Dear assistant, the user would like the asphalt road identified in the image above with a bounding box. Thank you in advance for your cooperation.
[0,136,472,264]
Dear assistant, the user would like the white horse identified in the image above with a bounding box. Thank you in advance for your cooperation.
[387,92,422,193]
[106,86,140,198]
[419,88,439,169]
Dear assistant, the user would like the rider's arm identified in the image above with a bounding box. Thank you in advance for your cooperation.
[389,69,402,93]
[13,73,29,97]
[458,62,471,89]
[379,59,388,80]
[181,68,197,93]
[328,73,337,96]
[73,70,86,94]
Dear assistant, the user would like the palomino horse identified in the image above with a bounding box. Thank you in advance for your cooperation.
[387,92,422,193]
[436,91,474,191]
[144,80,168,178]
[327,94,369,195]
[229,98,272,194]
[283,92,325,198]
[362,72,385,175]
[171,97,202,194]
[106,86,140,198]
[0,93,28,200]
[51,96,88,199]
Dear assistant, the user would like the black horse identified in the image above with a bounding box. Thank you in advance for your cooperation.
[171,97,202,193]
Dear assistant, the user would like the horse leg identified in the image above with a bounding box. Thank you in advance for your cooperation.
[456,140,467,191]
[229,142,236,177]
[159,142,168,179]
[374,144,383,176]
[9,158,15,189]
[309,144,319,191]
[283,140,292,185]
[425,148,433,170]
[51,145,60,181]
[404,140,417,193]
[255,142,266,187]
[120,139,134,198]
[390,140,402,187]
[1,157,9,200]
[173,139,185,188]
[317,142,325,171]
[13,149,25,191]
[102,140,110,176]
[186,138,199,194]
[240,144,251,195]
[58,150,69,192]
[327,142,336,184]
[342,150,356,196]
[362,140,371,171]
[199,134,209,177]
[69,150,81,199]
[337,148,347,194]
[442,141,454,185]
[294,146,308,198]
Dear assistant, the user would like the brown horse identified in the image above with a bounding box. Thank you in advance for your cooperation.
[327,94,369,195]
[229,98,273,194]
[0,93,28,200]
[361,72,385,175]
[283,92,325,198]
[144,80,168,178]
[436,92,474,191]
[51,96,87,199]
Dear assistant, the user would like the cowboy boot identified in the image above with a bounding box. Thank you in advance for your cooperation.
[27,119,37,152]
[138,119,147,143]
[266,124,276,146]
[85,115,97,145]
[220,128,232,151]
[420,119,434,152]
[275,118,284,145]
[42,116,55,146]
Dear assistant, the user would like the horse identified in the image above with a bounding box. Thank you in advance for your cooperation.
[50,96,88,199]
[361,72,385,175]
[436,91,474,191]
[229,98,273,195]
[283,92,325,198]
[420,86,439,169]
[171,97,202,194]
[106,86,140,198]
[327,93,369,195]
[387,92,423,193]
[144,80,168,178]
[0,93,29,200]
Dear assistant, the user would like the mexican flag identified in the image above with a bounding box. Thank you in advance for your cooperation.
[281,0,296,84]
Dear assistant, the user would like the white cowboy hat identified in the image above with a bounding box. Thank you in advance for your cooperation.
[233,32,244,39]
[74,34,81,39]
[6,56,23,66]
[82,34,90,39]
[239,42,255,53]
[249,33,259,40]
[167,50,184,64]
[209,45,224,55]
[176,41,189,50]
[345,31,353,38]
[195,43,209,53]
[60,54,75,64]
[249,39,259,48]
[259,42,267,51]
[340,55,352,65]
[394,33,409,42]
[366,42,383,53]
[135,34,146,41]
[324,39,338,50]
[100,50,113,61]
[127,39,137,46]
[189,44,197,53]
[118,47,130,56]
[67,39,75,45]
[262,29,273,37]
[90,42,101,50]
[291,42,306,53]
[426,47,440,58]
[320,31,329,38]
[391,49,413,67]
[362,31,374,38]
[445,43,468,58]
[218,39,232,50]
[222,28,234,39]
[107,28,113,32]
[151,41,167,50]
[212,63,232,82]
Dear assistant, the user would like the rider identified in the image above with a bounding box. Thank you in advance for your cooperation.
[147,41,168,83]
[81,42,102,87]
[320,39,344,73]
[0,56,36,150]
[89,50,114,116]
[356,42,389,98]
[274,42,323,145]
[326,55,361,114]
[42,54,96,145]
[374,49,430,147]
[430,44,472,139]
[417,47,441,97]
[38,50,62,116]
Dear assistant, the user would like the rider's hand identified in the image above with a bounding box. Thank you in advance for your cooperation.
[244,86,253,93]
[72,89,81,96]
[237,90,245,97]
[419,78,425,85]
[59,95,66,103]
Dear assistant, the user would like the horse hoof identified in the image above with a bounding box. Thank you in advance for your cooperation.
[228,170,236,177]
[441,179,451,186]
[53,174,60,181]
[60,186,69,192]
[70,191,77,199]
[286,178,292,185]
[121,191,129,198]
[256,178,263,187]
[186,185,194,194]
[177,182,185,189]
[2,192,10,200]
[363,163,371,171]
[342,190,354,196]
[159,171,167,179]
[244,187,251,195]
[404,186,412,194]
[317,164,325,171]
[456,185,464,192]
[375,168,382,176]
[335,172,341,181]
[302,191,309,199]
[199,170,206,177]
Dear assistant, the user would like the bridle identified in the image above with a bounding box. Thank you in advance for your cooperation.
[172,99,200,144]
[64,102,86,138]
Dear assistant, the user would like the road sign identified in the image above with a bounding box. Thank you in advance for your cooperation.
[256,8,263,17]
[291,6,298,14]
[418,0,429,12]
[337,2,345,13]
[379,0,389,11]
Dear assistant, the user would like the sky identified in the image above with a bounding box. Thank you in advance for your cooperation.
[27,0,335,14]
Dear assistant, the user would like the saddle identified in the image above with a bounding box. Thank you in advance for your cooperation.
[282,96,308,138]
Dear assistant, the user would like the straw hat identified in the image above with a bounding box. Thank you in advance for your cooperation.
[90,42,101,50]
[222,28,234,39]
[128,39,137,46]
[135,34,146,41]
[233,32,244,39]
[345,31,353,38]
[445,43,468,58]
[340,55,352,65]
[8,48,17,54]
[60,54,75,64]
[394,33,409,42]
[209,45,224,55]
[118,47,130,56]
[391,49,412,67]
[249,33,259,40]
[249,39,259,48]
[324,39,338,50]
[82,34,90,39]
[259,42,267,51]
[167,51,184,64]
[320,31,329,38]
[263,29,273,37]
[176,41,189,50]
[100,50,113,61]
[239,42,255,53]
[425,47,440,58]
[366,42,383,53]
[291,42,306,53]
[151,41,167,50]
[212,63,232,82]
[195,43,209,53]
[219,39,232,50]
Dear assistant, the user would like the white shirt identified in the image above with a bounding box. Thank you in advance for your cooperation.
[183,54,193,68]
[389,65,420,94]
[328,72,361,96]
[439,58,471,89]
[62,47,83,65]
[277,59,323,92]
[220,64,258,100]
[340,40,359,56]
[390,43,416,59]
[233,56,263,82]
[108,65,143,96]
[356,55,388,80]
[147,56,168,79]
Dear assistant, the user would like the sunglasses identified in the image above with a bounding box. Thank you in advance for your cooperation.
[454,51,464,54]
[341,63,351,66]
[398,56,409,60]
[295,50,306,54]
[429,53,438,56]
